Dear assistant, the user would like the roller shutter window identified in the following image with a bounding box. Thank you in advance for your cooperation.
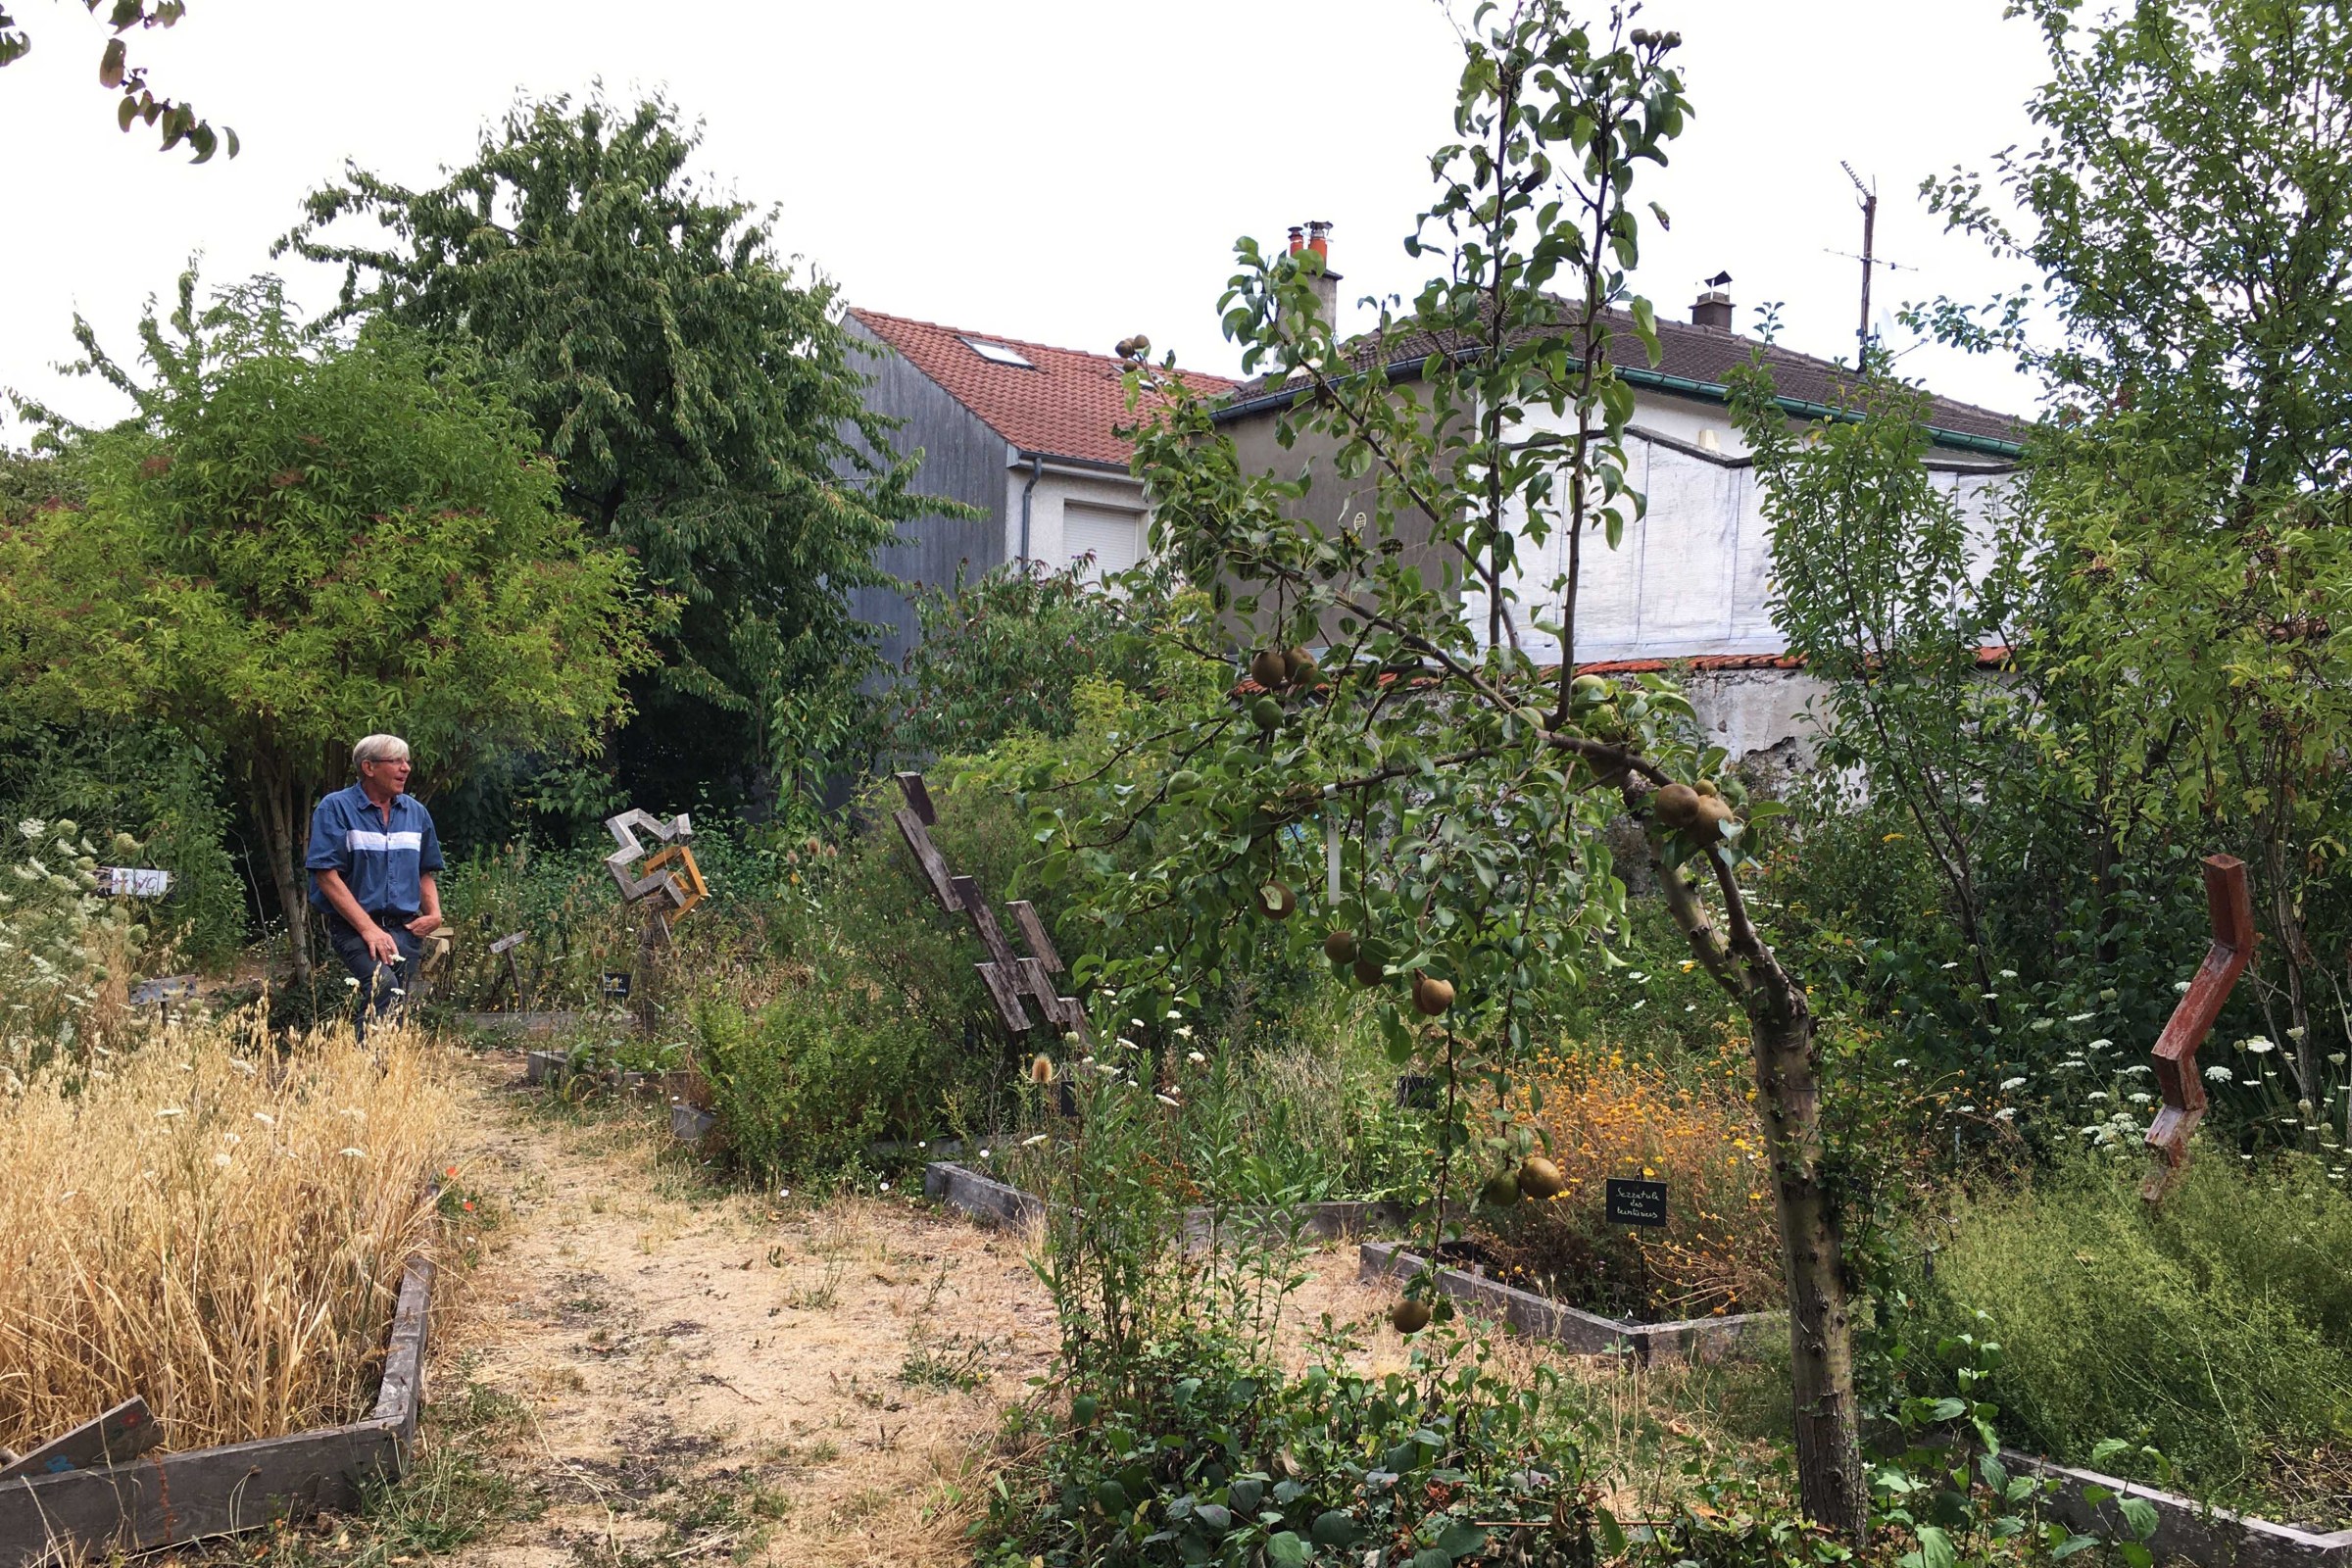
[1064,504,1145,586]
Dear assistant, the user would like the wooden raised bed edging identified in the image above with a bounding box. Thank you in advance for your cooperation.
[1358,1241,1782,1366]
[0,1253,434,1566]
[923,1161,1411,1248]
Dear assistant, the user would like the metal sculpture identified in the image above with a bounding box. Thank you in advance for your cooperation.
[2142,854,2255,1200]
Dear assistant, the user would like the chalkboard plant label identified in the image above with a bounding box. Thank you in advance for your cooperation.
[600,970,632,999]
[1604,1176,1669,1228]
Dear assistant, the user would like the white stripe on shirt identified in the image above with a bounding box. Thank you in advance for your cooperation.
[345,830,425,853]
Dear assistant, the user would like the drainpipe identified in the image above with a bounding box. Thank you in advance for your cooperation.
[1018,451,1044,571]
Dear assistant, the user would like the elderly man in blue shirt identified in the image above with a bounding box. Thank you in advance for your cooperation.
[307,734,445,1034]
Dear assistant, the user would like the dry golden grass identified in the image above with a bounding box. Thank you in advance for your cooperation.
[0,1012,452,1453]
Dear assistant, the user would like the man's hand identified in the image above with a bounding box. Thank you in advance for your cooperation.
[405,911,442,939]
[364,924,401,965]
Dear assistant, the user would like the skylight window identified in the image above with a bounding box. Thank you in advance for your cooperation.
[960,336,1035,368]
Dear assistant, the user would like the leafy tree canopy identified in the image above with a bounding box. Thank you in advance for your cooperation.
[0,0,235,159]
[1919,0,2352,488]
[1,273,662,978]
[277,93,932,812]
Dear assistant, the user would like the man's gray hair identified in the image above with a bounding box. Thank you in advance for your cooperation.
[353,734,412,769]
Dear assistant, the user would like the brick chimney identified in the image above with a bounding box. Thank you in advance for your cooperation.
[1691,285,1735,330]
[1287,220,1341,330]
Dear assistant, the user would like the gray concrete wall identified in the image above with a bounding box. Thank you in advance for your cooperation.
[844,318,1012,674]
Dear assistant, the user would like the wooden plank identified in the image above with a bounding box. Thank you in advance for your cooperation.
[1014,957,1058,1013]
[0,1419,402,1565]
[1055,1001,1092,1043]
[893,809,960,911]
[0,1250,431,1565]
[368,1256,433,1452]
[950,878,1021,972]
[0,1398,159,1480]
[974,962,1033,1033]
[488,931,527,956]
[1007,902,1063,974]
[894,771,938,826]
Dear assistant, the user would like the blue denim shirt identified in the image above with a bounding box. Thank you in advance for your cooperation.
[305,782,444,915]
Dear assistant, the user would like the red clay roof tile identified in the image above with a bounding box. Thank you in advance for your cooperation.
[850,309,1236,469]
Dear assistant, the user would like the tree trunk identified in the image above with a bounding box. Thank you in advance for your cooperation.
[251,755,312,987]
[1746,980,1869,1539]
[1650,834,1869,1540]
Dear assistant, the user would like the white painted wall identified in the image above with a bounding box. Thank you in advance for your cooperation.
[1463,392,2016,664]
[999,458,1152,579]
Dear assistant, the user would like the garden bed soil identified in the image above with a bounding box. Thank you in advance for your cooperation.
[1358,1240,1782,1365]
[0,1253,433,1566]
[923,1161,1412,1248]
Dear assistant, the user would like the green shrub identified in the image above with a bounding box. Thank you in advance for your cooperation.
[0,723,246,971]
[1904,1152,2352,1515]
[693,990,962,1183]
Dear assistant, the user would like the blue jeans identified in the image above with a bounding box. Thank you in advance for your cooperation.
[325,915,421,1039]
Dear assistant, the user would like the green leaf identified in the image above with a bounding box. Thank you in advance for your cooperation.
[2118,1496,2159,1541]
[1266,1531,1310,1567]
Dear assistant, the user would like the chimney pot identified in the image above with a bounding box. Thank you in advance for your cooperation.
[1288,225,1305,255]
[1307,219,1332,259]
[1691,288,1735,331]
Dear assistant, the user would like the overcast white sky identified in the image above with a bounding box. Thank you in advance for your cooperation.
[1,1,2053,443]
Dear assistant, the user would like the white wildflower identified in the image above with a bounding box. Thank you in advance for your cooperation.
[1892,1058,1911,1069]
[2086,1091,2109,1102]
[2128,1092,2152,1105]
[2244,1037,2277,1054]
[1187,1051,1205,1064]
[2174,980,2192,994]
[2204,1064,2234,1083]
[1939,961,1959,971]
[2286,1025,2308,1042]
[1116,1037,1141,1052]
[1999,1076,2028,1091]
[1992,1107,2017,1121]
[1998,969,2019,980]
[2086,1038,2113,1051]
[877,1181,891,1193]
[2068,1012,2095,1023]
[1173,1025,1195,1040]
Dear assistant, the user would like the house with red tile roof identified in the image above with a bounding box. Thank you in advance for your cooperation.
[845,308,1234,670]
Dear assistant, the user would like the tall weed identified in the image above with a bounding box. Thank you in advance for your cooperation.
[1907,1152,2352,1516]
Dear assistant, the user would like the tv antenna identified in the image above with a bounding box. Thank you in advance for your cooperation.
[1830,162,1913,367]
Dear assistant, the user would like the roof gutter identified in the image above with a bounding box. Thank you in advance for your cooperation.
[1211,349,2027,459]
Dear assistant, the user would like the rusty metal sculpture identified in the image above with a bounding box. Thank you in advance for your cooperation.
[2142,854,2255,1201]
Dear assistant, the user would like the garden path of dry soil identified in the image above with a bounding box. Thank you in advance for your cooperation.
[427,1048,1407,1568]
